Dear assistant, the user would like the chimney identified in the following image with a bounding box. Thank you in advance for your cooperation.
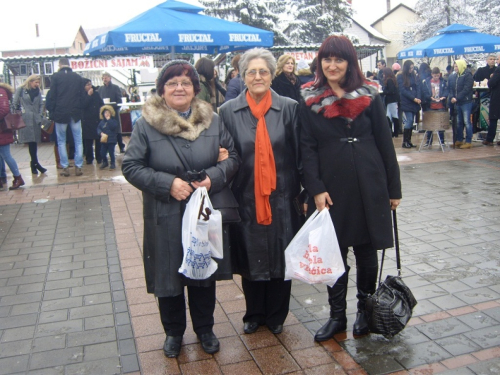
[387,0,390,12]
[35,24,39,37]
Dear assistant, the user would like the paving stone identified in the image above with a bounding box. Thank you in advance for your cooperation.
[67,327,116,347]
[64,357,121,375]
[83,341,118,361]
[31,335,67,353]
[29,347,84,370]
[0,339,32,357]
[69,303,113,319]
[10,302,40,316]
[84,315,115,330]
[71,283,111,297]
[467,357,500,375]
[41,297,83,312]
[463,324,500,349]
[36,319,83,337]
[457,311,500,329]
[0,313,37,329]
[434,334,483,356]
[0,326,35,342]
[84,293,112,306]
[38,310,69,324]
[0,354,29,375]
[120,354,140,373]
[43,289,70,301]
[455,287,500,305]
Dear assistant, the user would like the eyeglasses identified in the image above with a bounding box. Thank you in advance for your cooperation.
[165,81,193,89]
[246,69,270,77]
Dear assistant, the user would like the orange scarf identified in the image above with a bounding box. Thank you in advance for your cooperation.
[247,90,276,225]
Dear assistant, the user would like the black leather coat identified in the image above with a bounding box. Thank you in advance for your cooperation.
[488,66,500,120]
[82,87,104,140]
[122,96,240,297]
[50,67,85,123]
[271,73,302,103]
[219,89,303,281]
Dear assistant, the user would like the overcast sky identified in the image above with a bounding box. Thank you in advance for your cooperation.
[0,0,418,50]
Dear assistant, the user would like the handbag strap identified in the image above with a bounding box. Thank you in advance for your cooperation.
[377,210,401,285]
[166,137,193,181]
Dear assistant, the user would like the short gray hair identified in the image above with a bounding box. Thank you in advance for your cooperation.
[239,48,276,80]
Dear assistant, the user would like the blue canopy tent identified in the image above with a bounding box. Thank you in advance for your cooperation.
[397,24,500,59]
[84,0,274,56]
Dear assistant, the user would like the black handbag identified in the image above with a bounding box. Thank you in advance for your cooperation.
[365,210,417,337]
[166,137,240,223]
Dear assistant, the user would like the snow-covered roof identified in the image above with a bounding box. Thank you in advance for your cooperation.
[351,18,390,43]
[370,3,417,27]
[1,26,87,52]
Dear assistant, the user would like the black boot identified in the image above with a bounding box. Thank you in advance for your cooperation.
[392,118,400,138]
[387,117,393,137]
[353,266,378,336]
[402,129,412,148]
[35,163,47,174]
[30,161,38,175]
[314,266,350,342]
[407,129,416,147]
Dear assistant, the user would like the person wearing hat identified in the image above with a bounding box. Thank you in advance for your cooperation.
[392,63,401,75]
[122,60,240,358]
[98,72,126,153]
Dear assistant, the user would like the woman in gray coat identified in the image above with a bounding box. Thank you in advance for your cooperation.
[13,75,46,174]
[122,60,239,359]
[219,48,303,336]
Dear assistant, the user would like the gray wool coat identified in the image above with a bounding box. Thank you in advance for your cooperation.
[122,95,240,297]
[13,87,43,143]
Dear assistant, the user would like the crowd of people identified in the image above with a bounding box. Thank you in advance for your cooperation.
[122,35,401,358]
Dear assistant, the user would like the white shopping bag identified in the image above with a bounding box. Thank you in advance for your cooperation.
[285,209,345,286]
[179,187,223,280]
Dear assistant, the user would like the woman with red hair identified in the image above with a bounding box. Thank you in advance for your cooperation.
[300,36,402,341]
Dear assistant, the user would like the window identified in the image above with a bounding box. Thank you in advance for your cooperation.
[19,64,28,76]
[32,63,40,75]
[44,62,53,75]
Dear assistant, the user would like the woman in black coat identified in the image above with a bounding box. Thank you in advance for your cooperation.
[81,79,104,164]
[381,68,400,137]
[300,36,402,342]
[271,54,302,102]
[219,48,303,336]
[122,60,239,358]
[397,60,421,148]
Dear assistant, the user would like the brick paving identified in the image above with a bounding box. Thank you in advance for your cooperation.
[0,135,499,374]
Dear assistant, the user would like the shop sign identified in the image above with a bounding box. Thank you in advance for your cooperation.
[69,55,154,71]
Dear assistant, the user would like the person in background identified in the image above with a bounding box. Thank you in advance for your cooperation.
[421,67,449,146]
[213,69,226,110]
[97,105,118,170]
[82,79,104,165]
[377,59,386,82]
[0,82,25,190]
[366,71,381,91]
[297,59,314,85]
[225,54,245,101]
[382,68,400,137]
[13,74,46,175]
[271,54,302,102]
[397,60,421,148]
[219,48,302,336]
[195,58,215,104]
[98,72,126,153]
[301,57,318,88]
[443,65,453,82]
[448,63,459,144]
[300,35,401,341]
[474,54,496,82]
[224,68,235,87]
[450,60,474,149]
[51,57,84,177]
[122,60,239,359]
[392,62,401,76]
[483,54,500,146]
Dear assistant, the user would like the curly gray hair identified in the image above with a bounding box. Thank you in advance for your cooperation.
[239,48,277,80]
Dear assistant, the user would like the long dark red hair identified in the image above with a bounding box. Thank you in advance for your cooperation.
[314,35,366,92]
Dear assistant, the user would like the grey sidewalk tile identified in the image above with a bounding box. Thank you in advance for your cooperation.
[394,341,452,368]
[1,326,35,342]
[38,310,68,324]
[454,287,500,305]
[72,266,108,278]
[120,354,140,373]
[36,319,83,337]
[116,324,133,340]
[31,335,67,353]
[483,307,500,321]
[84,293,112,306]
[415,317,472,340]
[45,278,83,290]
[48,261,83,273]
[41,297,83,312]
[463,324,500,349]
[0,339,32,358]
[0,292,43,307]
[29,347,84,370]
[0,354,29,375]
[457,311,499,329]
[69,303,113,319]
[24,266,50,276]
[429,294,469,310]
[43,289,70,301]
[467,357,500,374]
[71,283,111,297]
[64,357,121,375]
[73,252,107,262]
[435,334,483,356]
[11,302,40,316]
[84,315,115,330]
[84,258,108,268]
[0,286,17,297]
[84,275,110,286]
[83,342,118,361]
[67,327,116,347]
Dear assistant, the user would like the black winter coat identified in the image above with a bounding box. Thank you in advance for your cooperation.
[122,96,240,297]
[219,89,303,281]
[448,73,457,107]
[382,79,399,105]
[474,65,496,82]
[397,73,421,113]
[488,66,500,120]
[300,85,401,250]
[98,82,122,132]
[50,67,85,124]
[454,69,474,105]
[271,73,302,103]
[225,75,245,101]
[82,87,104,140]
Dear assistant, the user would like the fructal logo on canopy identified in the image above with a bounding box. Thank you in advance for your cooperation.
[228,34,262,42]
[433,48,454,54]
[464,46,485,53]
[178,34,214,43]
[124,34,163,43]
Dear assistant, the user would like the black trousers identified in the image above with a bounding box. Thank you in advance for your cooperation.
[339,243,378,269]
[241,278,291,326]
[158,283,215,336]
[83,139,101,163]
[117,133,125,151]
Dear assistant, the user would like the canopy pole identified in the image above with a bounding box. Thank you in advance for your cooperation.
[170,46,175,60]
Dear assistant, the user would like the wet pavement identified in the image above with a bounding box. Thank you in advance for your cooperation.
[0,135,499,374]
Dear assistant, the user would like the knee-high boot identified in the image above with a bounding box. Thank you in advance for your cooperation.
[407,128,416,147]
[402,129,412,148]
[392,118,400,138]
[54,145,63,169]
[353,266,378,335]
[314,266,350,342]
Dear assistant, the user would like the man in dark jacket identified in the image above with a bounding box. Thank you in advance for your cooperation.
[51,58,84,176]
[98,72,126,153]
[450,60,474,149]
[483,54,500,146]
[82,79,104,164]
[377,59,386,83]
[473,54,496,82]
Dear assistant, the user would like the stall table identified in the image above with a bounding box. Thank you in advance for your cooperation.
[118,102,145,134]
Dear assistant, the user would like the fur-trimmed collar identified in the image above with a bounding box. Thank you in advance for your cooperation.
[301,83,378,122]
[141,95,213,141]
[0,83,14,99]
